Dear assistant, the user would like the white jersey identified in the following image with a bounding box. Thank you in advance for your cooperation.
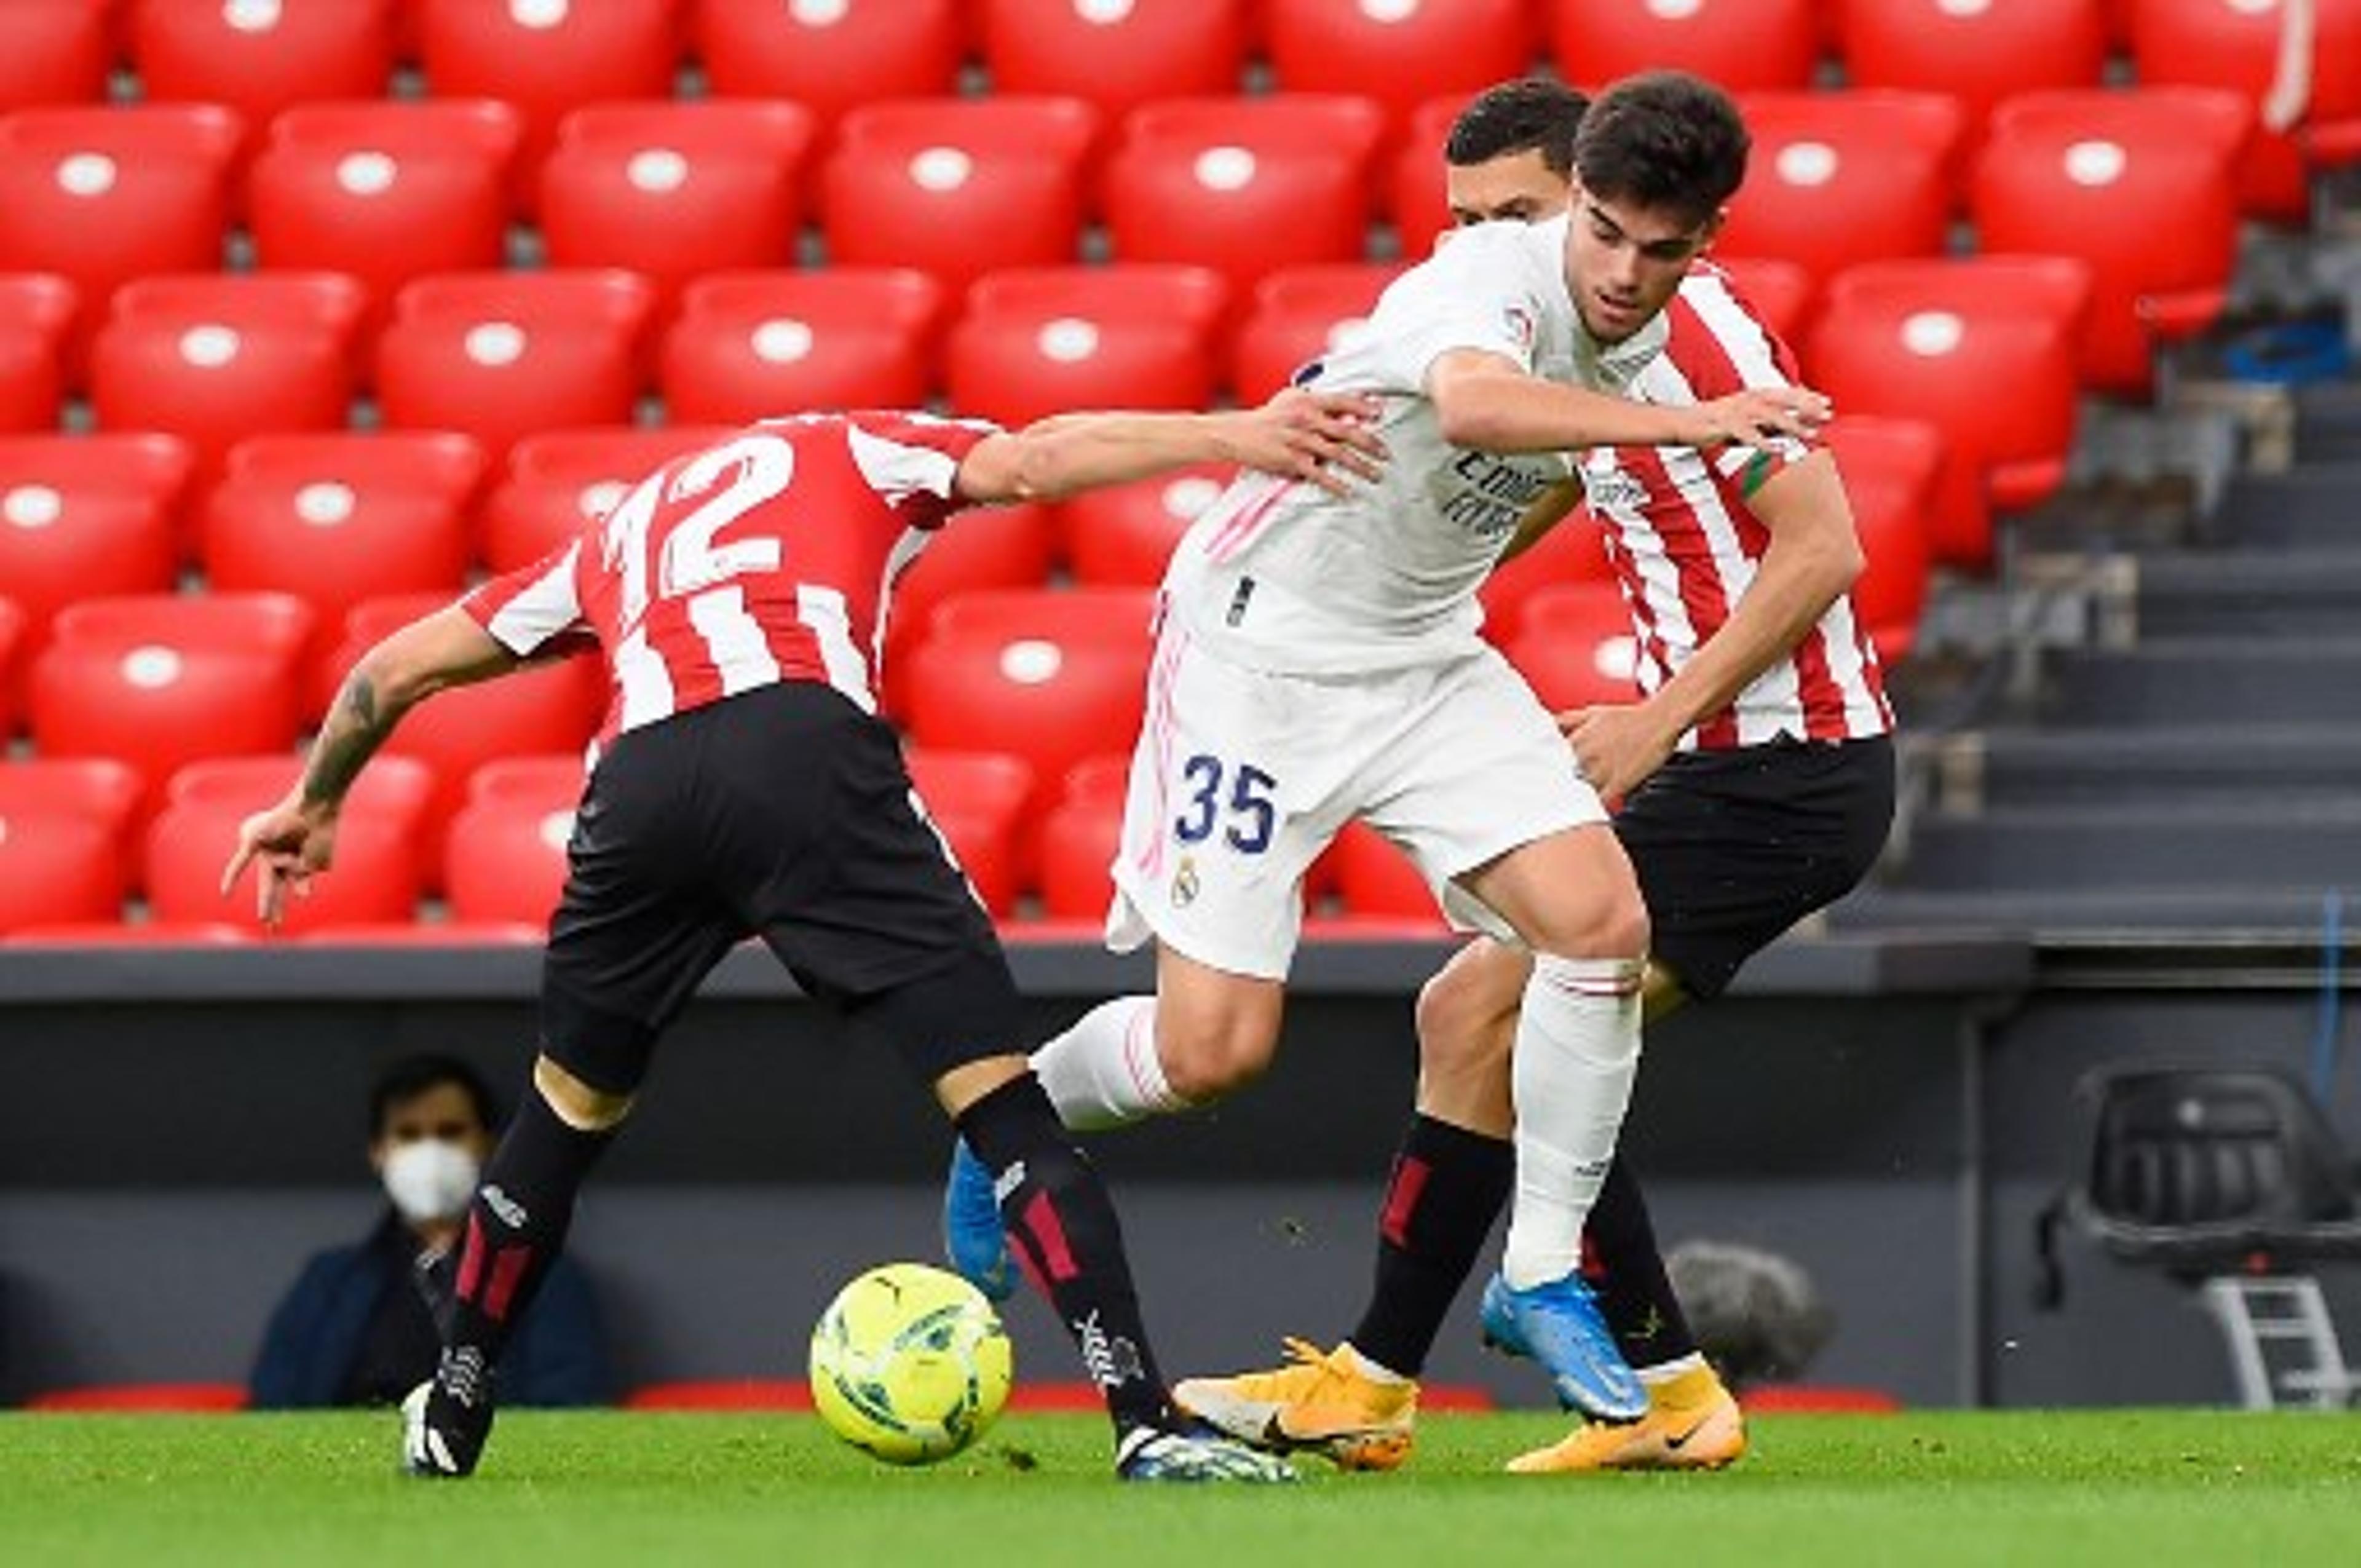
[1165,215,1667,676]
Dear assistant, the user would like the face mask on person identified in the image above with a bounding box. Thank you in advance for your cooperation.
[381,1139,481,1224]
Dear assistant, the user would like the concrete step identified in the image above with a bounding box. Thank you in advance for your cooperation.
[1899,802,2361,890]
[1927,726,2361,811]
[2039,640,2361,726]
[2207,465,2361,550]
[2115,548,2361,639]
[1829,883,2349,938]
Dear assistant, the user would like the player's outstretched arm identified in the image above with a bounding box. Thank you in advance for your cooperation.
[1428,349,1830,455]
[955,388,1388,505]
[221,605,524,927]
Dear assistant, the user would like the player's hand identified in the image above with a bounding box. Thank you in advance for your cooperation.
[1558,702,1679,804]
[1680,387,1831,449]
[1221,387,1389,496]
[220,797,340,929]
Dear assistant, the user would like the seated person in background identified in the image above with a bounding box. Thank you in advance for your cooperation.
[250,1054,610,1409]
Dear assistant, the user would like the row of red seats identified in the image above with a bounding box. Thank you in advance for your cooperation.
[6,1,2353,197]
[0,245,2087,606]
[0,737,1453,938]
[0,82,2264,422]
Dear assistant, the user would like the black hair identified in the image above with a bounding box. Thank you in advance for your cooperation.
[1445,77,1590,179]
[368,1053,501,1141]
[1572,71,1750,229]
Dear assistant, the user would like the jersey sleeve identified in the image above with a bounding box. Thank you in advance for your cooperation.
[842,411,1004,530]
[1671,271,1817,485]
[1355,224,1549,392]
[462,540,588,657]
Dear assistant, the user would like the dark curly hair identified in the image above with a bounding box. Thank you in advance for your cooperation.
[1445,77,1589,178]
[1572,71,1750,230]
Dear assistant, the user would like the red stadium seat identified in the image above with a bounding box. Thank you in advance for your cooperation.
[1718,93,1965,305]
[246,100,523,324]
[480,424,737,574]
[1033,753,1128,921]
[466,753,587,807]
[443,774,581,927]
[0,2,112,114]
[0,273,74,432]
[2130,0,2361,223]
[900,588,1155,811]
[1838,0,2110,146]
[0,596,17,732]
[202,432,487,657]
[692,0,965,134]
[1057,464,1233,587]
[169,752,435,819]
[0,105,242,371]
[31,592,313,810]
[1330,820,1439,923]
[904,746,1035,916]
[296,920,544,944]
[1547,0,1819,93]
[1822,416,1940,663]
[1971,88,2248,396]
[0,434,193,639]
[0,756,143,893]
[1388,95,1472,263]
[0,809,122,932]
[4,921,252,945]
[89,272,366,481]
[1476,503,1612,650]
[888,503,1059,671]
[375,270,657,463]
[415,0,682,182]
[159,789,427,933]
[1808,256,2091,566]
[1263,0,1540,133]
[1103,97,1386,296]
[540,101,816,312]
[1507,582,1642,714]
[944,265,1230,427]
[129,0,400,131]
[660,269,947,424]
[320,594,606,834]
[823,98,1101,295]
[1228,263,1403,405]
[980,0,1248,122]
[1709,255,1814,347]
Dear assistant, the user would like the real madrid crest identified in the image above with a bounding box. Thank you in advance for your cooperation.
[1171,855,1200,908]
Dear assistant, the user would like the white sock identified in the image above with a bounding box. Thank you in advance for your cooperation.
[1027,995,1189,1131]
[1500,953,1645,1289]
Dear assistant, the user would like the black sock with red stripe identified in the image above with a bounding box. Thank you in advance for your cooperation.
[1348,1114,1514,1378]
[955,1075,1174,1436]
[1583,1155,1700,1369]
[439,1086,617,1402]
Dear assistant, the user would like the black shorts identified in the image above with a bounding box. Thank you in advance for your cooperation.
[1613,734,1895,1000]
[537,682,1026,1095]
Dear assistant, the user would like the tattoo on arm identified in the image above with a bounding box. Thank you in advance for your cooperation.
[301,671,392,807]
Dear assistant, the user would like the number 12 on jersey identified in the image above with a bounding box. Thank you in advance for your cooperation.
[1173,754,1278,855]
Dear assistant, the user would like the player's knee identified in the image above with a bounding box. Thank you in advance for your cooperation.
[1156,1010,1279,1103]
[1527,882,1651,965]
[534,1055,635,1131]
[1415,962,1512,1075]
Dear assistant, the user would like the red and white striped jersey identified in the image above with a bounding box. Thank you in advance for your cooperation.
[462,411,995,743]
[1575,263,1893,750]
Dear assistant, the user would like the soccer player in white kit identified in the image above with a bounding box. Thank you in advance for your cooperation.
[944,79,1829,1422]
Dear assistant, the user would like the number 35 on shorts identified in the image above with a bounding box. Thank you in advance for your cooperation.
[1172,754,1278,855]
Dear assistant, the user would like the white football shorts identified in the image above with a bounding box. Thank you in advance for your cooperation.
[1105,620,1608,980]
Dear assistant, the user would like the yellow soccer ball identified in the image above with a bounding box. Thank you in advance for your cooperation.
[809,1262,1014,1465]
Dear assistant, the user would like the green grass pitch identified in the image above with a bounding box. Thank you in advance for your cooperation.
[7,1409,2361,1567]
